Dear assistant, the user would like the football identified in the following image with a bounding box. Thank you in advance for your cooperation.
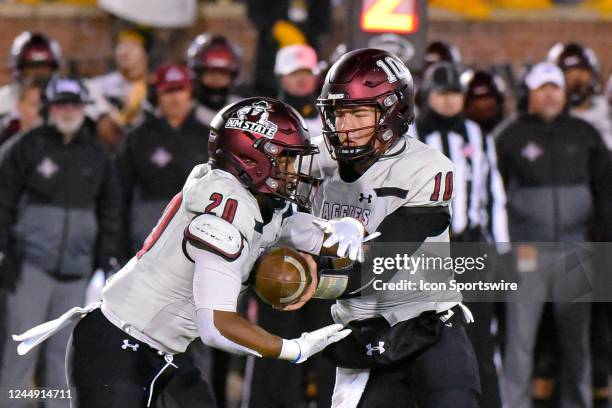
[253,247,312,308]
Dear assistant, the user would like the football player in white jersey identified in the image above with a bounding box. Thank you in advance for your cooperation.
[11,97,377,407]
[309,49,481,407]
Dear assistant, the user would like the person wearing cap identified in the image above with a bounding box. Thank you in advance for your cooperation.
[187,34,243,127]
[86,25,152,151]
[457,69,511,408]
[416,62,501,408]
[274,44,323,140]
[548,43,612,408]
[548,42,612,152]
[0,76,120,404]
[497,62,612,408]
[416,62,487,242]
[118,63,209,256]
[0,31,61,143]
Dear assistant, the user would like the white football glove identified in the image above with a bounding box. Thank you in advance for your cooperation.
[312,217,381,262]
[278,323,351,364]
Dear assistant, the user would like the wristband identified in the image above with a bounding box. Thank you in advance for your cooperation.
[278,339,301,363]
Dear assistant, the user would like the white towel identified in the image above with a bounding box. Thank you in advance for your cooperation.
[331,367,370,408]
[12,302,101,355]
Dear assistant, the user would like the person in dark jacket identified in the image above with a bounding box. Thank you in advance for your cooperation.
[0,76,120,406]
[498,62,612,408]
[119,63,210,257]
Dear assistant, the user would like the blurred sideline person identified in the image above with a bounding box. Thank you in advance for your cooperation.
[461,69,512,408]
[548,42,612,408]
[87,26,152,151]
[416,62,497,408]
[423,40,463,72]
[0,78,43,148]
[416,62,487,242]
[119,63,209,256]
[548,42,612,151]
[11,98,374,408]
[246,0,332,97]
[188,34,243,127]
[0,77,120,407]
[498,62,612,408]
[0,31,61,139]
[274,44,324,140]
[416,40,464,112]
[548,43,612,150]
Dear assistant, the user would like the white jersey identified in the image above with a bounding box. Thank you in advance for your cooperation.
[102,164,323,353]
[311,136,462,326]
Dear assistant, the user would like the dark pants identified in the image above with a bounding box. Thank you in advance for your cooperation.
[67,309,216,408]
[248,296,336,408]
[355,324,480,408]
[465,302,502,408]
[0,263,88,408]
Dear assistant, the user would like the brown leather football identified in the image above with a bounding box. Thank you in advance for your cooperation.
[253,247,312,308]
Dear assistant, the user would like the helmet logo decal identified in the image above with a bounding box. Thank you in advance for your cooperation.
[226,100,278,138]
[376,56,408,84]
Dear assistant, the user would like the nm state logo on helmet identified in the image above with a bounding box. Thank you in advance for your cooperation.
[225,100,278,138]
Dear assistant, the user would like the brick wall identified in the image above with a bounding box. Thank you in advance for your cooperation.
[0,5,610,85]
[428,19,612,77]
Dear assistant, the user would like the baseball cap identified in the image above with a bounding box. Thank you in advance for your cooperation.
[154,64,193,93]
[274,44,319,76]
[525,62,565,90]
[46,76,91,104]
[422,62,462,93]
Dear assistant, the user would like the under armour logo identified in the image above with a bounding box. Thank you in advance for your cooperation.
[366,341,385,356]
[358,193,372,203]
[121,339,140,352]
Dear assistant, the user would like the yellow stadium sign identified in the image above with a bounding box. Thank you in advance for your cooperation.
[360,0,418,34]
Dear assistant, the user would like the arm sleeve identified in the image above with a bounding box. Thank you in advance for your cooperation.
[277,211,324,255]
[196,309,262,357]
[192,245,262,357]
[192,243,247,312]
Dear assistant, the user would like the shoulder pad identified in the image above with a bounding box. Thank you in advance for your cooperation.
[185,214,244,261]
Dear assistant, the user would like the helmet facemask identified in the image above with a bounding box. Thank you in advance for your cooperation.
[318,91,409,165]
[247,138,320,210]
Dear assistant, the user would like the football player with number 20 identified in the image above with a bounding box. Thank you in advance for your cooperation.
[12,97,378,407]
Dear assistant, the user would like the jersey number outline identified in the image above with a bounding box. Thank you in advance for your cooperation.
[137,192,183,259]
[430,171,453,201]
[204,192,238,223]
[376,56,408,83]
